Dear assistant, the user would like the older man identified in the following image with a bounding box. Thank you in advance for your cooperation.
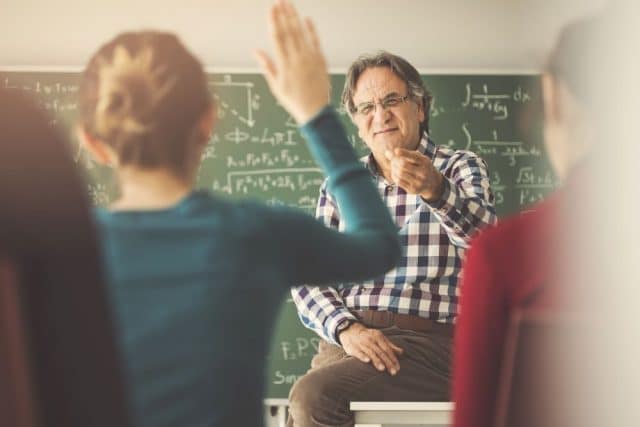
[287,51,497,427]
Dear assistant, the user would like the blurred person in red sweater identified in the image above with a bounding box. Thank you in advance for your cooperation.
[452,4,639,427]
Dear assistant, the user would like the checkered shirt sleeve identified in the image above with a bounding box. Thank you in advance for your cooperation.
[290,182,358,345]
[426,150,497,248]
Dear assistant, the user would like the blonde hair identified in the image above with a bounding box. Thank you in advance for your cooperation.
[79,31,212,176]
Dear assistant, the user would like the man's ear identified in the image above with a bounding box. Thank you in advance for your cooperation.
[76,125,115,166]
[417,98,426,124]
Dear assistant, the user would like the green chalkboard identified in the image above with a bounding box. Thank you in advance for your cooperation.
[1,70,553,398]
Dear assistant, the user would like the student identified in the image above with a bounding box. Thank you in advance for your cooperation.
[0,88,130,427]
[75,1,400,426]
[451,11,623,427]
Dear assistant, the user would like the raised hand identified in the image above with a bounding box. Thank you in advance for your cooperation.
[255,0,330,125]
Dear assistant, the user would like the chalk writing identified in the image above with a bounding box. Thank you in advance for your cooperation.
[2,70,555,399]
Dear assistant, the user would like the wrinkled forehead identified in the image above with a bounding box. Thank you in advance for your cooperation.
[352,66,408,103]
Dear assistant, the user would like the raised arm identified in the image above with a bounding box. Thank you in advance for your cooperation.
[254,0,400,335]
[289,180,357,344]
[257,106,400,286]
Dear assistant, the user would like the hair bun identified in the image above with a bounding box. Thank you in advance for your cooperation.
[79,31,211,173]
[95,45,176,139]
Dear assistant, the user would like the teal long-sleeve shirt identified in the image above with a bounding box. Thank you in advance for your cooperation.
[96,106,400,427]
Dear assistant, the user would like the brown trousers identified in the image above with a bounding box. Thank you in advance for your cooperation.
[286,326,452,427]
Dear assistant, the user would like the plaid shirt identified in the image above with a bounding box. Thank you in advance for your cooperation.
[291,135,497,345]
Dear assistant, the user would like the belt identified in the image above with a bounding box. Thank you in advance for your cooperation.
[352,310,454,336]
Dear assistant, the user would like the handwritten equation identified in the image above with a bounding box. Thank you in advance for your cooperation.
[461,83,531,120]
[1,72,554,216]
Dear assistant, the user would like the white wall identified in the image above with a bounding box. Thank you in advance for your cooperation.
[2,0,606,71]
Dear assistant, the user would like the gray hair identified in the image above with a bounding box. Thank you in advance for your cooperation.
[341,51,432,135]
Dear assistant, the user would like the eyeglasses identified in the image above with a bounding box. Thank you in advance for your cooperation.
[353,94,410,117]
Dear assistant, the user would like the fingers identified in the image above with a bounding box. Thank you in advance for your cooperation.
[388,148,426,167]
[389,340,404,355]
[385,148,439,194]
[344,328,403,375]
[372,340,401,374]
[270,0,308,60]
[393,147,424,162]
[365,339,399,374]
[350,347,371,364]
[253,50,277,88]
[390,161,422,183]
[268,1,288,62]
[365,348,387,372]
[385,149,424,172]
[280,0,304,52]
[378,337,403,357]
[357,343,388,373]
[256,0,329,124]
[394,175,421,194]
[304,17,321,53]
[389,155,424,182]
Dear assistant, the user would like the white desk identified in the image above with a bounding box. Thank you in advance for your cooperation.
[350,401,454,427]
[264,398,288,427]
[264,399,454,427]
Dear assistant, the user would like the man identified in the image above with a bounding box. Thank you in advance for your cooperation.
[287,51,497,427]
